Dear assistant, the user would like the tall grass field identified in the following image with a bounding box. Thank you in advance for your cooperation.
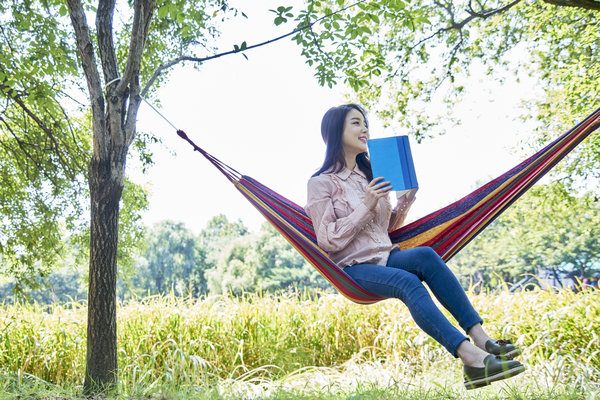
[1,288,599,399]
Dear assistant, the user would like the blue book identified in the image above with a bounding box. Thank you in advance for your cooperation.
[367,136,418,196]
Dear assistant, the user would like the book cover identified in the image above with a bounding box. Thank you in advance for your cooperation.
[367,136,418,195]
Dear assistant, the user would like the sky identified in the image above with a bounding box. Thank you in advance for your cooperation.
[133,0,541,234]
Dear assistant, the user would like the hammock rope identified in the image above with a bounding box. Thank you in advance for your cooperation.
[174,107,600,304]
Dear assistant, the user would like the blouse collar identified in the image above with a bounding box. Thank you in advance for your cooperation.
[334,164,367,181]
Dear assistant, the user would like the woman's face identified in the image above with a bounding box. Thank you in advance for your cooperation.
[341,108,369,157]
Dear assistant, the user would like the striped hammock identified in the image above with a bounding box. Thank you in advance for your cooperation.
[176,107,600,304]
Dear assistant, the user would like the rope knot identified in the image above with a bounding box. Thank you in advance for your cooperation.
[176,129,188,140]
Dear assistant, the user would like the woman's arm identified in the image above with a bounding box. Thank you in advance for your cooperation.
[305,176,374,253]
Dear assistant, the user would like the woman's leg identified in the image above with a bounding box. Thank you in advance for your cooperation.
[345,262,470,357]
[346,249,526,387]
[385,247,483,335]
[467,323,493,351]
[386,248,511,353]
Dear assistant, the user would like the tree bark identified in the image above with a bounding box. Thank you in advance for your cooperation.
[67,0,155,393]
[84,152,126,393]
[543,0,600,11]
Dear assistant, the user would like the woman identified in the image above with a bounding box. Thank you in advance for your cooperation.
[305,104,525,390]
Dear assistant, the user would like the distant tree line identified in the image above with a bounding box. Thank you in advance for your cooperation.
[0,214,331,303]
[126,214,331,298]
[450,182,600,290]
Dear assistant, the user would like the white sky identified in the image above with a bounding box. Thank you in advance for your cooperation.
[134,1,542,234]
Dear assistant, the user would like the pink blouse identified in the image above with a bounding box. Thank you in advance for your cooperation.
[305,165,411,268]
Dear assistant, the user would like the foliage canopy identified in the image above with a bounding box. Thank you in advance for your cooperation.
[291,0,599,187]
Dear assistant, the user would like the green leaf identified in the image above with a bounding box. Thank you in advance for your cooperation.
[157,4,169,18]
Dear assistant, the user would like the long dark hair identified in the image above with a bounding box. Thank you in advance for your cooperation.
[312,103,373,181]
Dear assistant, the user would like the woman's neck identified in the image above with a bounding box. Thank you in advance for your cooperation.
[344,154,357,170]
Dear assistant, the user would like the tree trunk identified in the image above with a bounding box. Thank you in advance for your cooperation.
[84,154,125,393]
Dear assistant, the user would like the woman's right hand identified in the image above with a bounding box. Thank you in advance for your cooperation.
[363,177,392,210]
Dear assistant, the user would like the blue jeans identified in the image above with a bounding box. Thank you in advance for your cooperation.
[345,247,483,357]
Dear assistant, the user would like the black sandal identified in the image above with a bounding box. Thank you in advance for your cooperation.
[485,339,522,360]
[464,354,526,390]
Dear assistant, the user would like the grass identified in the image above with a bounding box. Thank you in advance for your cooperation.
[1,365,597,400]
[1,288,599,399]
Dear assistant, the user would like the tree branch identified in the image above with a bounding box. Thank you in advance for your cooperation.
[390,0,525,95]
[96,0,119,84]
[435,0,523,32]
[141,0,365,97]
[124,77,142,147]
[117,0,156,148]
[66,0,107,160]
[0,83,77,177]
[466,0,523,20]
[543,0,600,10]
[0,116,46,183]
[56,97,88,174]
[0,113,72,187]
[141,29,307,97]
[119,0,157,95]
[392,0,523,78]
[308,25,335,64]
[438,30,466,90]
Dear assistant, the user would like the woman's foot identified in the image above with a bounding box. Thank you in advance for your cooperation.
[485,339,522,360]
[456,340,489,368]
[467,324,521,360]
[463,354,526,390]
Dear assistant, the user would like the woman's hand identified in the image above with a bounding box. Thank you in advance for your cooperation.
[396,188,417,209]
[363,177,392,210]
[388,188,417,231]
